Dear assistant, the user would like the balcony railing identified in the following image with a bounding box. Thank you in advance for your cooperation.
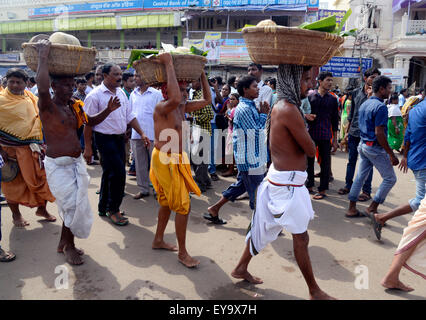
[408,19,426,35]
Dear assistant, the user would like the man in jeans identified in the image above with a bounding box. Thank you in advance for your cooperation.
[204,76,269,224]
[368,97,426,240]
[346,76,398,218]
[0,154,16,262]
[338,68,381,200]
[306,71,339,200]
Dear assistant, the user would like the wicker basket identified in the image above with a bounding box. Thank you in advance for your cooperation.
[133,54,207,86]
[22,43,97,76]
[242,26,344,66]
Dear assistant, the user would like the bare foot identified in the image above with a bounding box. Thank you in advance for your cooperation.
[36,208,56,222]
[178,253,200,268]
[13,218,30,228]
[231,269,263,284]
[309,289,337,300]
[152,241,178,251]
[381,279,414,292]
[57,244,84,255]
[64,246,84,265]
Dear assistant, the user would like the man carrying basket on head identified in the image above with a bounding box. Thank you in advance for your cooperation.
[34,39,123,265]
[148,53,212,268]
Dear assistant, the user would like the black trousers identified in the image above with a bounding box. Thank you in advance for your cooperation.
[95,132,126,214]
[306,139,331,192]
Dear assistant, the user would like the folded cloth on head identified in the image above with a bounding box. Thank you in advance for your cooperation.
[246,164,314,256]
[44,155,93,239]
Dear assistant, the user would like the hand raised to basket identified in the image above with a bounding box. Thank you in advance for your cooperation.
[33,39,51,58]
[152,52,173,65]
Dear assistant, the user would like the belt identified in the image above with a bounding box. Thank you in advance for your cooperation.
[364,141,379,147]
[94,131,125,138]
[268,179,304,187]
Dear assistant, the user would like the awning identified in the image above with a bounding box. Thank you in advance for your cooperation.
[392,0,426,13]
[0,13,176,34]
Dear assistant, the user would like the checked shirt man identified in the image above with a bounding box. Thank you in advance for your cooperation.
[203,76,269,225]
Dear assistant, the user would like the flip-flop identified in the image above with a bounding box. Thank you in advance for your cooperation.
[203,213,227,225]
[338,188,350,195]
[107,212,129,226]
[313,193,327,200]
[307,189,316,195]
[358,193,372,202]
[364,211,383,240]
[345,210,365,218]
[0,249,16,262]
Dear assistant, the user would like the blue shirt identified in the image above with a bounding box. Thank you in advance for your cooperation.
[404,100,426,170]
[359,96,388,144]
[233,97,268,172]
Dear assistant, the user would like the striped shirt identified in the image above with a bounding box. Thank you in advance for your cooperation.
[0,154,4,168]
[233,97,268,173]
[190,89,214,135]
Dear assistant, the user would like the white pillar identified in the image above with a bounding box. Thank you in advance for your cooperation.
[394,54,411,80]
[401,12,408,36]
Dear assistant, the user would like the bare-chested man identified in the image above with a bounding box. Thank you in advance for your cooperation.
[231,64,335,300]
[149,53,211,268]
[35,40,121,265]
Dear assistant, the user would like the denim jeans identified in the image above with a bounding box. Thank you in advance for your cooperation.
[208,122,217,174]
[222,171,265,210]
[345,134,373,194]
[409,169,426,211]
[348,144,397,204]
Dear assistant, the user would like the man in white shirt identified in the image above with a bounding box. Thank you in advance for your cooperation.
[83,63,150,226]
[84,71,95,95]
[248,63,273,110]
[130,74,163,199]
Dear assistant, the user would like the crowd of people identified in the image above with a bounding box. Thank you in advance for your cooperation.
[0,40,425,298]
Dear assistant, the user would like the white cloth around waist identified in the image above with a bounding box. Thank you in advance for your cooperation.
[246,167,314,256]
[44,155,93,239]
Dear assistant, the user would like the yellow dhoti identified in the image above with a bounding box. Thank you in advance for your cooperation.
[149,147,200,215]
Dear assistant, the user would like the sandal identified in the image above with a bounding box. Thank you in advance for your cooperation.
[365,211,383,240]
[313,193,327,200]
[107,211,129,226]
[345,210,366,218]
[358,193,372,202]
[0,248,16,262]
[338,187,350,195]
[203,213,227,225]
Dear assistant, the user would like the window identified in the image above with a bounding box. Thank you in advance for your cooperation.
[367,8,380,29]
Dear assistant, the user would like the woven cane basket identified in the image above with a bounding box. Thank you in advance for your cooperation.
[22,43,97,76]
[133,54,207,86]
[242,26,344,66]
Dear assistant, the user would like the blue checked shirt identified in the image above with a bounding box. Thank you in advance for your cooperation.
[233,97,268,172]
[0,154,4,169]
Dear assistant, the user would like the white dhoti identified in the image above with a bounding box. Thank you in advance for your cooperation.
[44,155,93,239]
[246,165,314,256]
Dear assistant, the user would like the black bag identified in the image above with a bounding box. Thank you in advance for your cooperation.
[215,114,228,130]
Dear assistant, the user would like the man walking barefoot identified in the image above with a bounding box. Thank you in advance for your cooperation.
[231,64,335,300]
[150,53,211,268]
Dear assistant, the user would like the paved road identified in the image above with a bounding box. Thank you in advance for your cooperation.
[0,151,424,300]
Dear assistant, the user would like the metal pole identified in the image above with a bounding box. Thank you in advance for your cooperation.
[407,1,411,33]
[226,14,230,40]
